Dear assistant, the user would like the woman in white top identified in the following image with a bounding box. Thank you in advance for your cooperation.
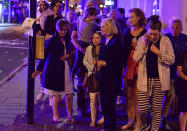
[36,0,53,35]
[83,31,104,127]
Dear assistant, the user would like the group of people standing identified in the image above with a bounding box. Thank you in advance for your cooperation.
[31,0,187,131]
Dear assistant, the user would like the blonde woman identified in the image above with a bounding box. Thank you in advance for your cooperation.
[97,18,123,131]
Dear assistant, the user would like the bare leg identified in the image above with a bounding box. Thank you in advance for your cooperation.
[52,95,61,120]
[65,94,73,118]
[179,112,187,131]
[121,79,135,130]
[134,81,141,131]
[124,98,135,128]
[36,72,44,100]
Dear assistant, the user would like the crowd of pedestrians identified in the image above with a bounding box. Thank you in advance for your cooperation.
[31,0,187,131]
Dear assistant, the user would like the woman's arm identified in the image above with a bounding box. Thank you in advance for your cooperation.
[159,37,175,65]
[177,66,187,81]
[71,31,85,53]
[133,36,147,62]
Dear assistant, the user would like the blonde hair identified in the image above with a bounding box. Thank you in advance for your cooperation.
[101,18,118,35]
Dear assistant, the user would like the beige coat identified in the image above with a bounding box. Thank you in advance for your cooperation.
[133,35,175,92]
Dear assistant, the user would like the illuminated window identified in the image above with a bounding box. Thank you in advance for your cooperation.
[0,3,2,22]
[153,0,159,15]
[105,0,114,6]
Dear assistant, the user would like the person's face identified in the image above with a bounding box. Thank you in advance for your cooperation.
[101,22,109,36]
[109,11,118,20]
[128,12,140,27]
[171,21,182,38]
[54,2,63,15]
[68,11,74,21]
[58,27,68,38]
[93,33,101,46]
[88,15,97,21]
[147,29,160,43]
[40,2,47,11]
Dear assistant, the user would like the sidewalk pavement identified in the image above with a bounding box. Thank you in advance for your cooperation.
[0,65,180,131]
[0,23,20,27]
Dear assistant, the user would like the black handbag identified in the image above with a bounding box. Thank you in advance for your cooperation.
[87,63,100,93]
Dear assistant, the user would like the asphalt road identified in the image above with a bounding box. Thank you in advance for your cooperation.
[0,25,28,81]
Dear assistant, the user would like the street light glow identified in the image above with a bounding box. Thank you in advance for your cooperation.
[100,5,104,8]
[0,4,2,19]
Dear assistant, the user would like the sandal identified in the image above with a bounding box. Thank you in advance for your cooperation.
[89,122,96,127]
[121,123,133,130]
[53,117,62,122]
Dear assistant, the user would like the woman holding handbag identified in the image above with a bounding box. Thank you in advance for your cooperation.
[83,31,104,127]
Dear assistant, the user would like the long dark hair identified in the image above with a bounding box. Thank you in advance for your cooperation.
[92,31,102,58]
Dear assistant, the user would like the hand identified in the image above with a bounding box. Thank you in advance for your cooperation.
[142,33,149,48]
[36,30,41,35]
[82,80,87,87]
[60,54,70,61]
[32,70,40,78]
[97,60,106,68]
[184,75,187,81]
[45,34,52,40]
[93,58,98,65]
[150,44,161,57]
[131,38,138,48]
[36,18,40,24]
[79,47,86,53]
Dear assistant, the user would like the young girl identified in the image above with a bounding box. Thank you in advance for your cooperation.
[83,31,104,127]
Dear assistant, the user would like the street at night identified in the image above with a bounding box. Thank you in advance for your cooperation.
[0,25,27,83]
[0,25,180,131]
[0,0,187,130]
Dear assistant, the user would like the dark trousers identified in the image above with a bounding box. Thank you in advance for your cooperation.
[71,40,90,75]
[71,40,90,114]
[77,86,86,113]
[100,93,117,131]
